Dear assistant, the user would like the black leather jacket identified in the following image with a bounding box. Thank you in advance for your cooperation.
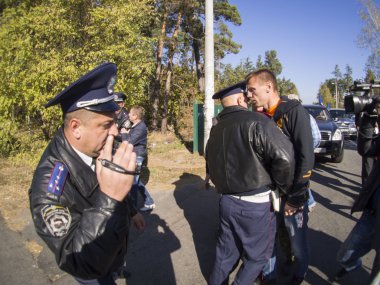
[206,106,295,196]
[29,127,134,279]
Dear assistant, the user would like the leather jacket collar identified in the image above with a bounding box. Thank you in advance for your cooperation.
[53,127,99,198]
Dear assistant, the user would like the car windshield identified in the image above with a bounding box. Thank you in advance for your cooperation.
[329,109,352,119]
[305,107,331,121]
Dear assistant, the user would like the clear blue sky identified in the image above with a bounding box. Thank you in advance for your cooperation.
[221,0,371,104]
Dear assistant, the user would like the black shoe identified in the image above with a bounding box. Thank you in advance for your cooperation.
[120,269,131,278]
[333,267,351,281]
[113,268,131,279]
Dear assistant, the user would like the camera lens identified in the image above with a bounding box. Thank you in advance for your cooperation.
[344,95,372,114]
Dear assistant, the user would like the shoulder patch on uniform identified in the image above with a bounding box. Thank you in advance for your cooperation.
[41,205,71,237]
[47,162,68,196]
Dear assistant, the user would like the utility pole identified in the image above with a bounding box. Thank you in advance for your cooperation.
[203,0,214,154]
[335,78,339,108]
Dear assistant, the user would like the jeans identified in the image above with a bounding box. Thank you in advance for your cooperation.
[275,200,309,284]
[337,210,376,271]
[130,174,154,207]
[307,189,316,209]
[263,192,316,280]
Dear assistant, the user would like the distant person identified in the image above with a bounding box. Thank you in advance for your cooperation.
[121,106,156,211]
[29,62,145,285]
[206,82,295,285]
[114,92,132,131]
[334,99,380,283]
[246,69,315,285]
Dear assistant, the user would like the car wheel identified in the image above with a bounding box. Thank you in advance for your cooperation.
[331,148,344,163]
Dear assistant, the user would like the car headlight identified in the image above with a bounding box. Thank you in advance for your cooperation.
[332,129,342,141]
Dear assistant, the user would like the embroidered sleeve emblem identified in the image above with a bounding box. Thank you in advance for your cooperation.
[41,205,71,237]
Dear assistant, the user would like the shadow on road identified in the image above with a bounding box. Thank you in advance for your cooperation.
[173,173,219,282]
[311,160,361,222]
[306,227,371,285]
[125,212,180,285]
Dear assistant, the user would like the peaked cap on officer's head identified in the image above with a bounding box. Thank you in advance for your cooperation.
[212,81,247,100]
[45,62,119,113]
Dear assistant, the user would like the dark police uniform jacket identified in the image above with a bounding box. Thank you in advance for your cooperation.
[272,97,315,207]
[29,127,134,280]
[206,106,295,196]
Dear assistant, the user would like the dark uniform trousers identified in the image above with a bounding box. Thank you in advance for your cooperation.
[75,275,116,285]
[209,195,276,285]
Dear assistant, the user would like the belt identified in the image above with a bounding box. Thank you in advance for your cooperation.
[230,190,271,203]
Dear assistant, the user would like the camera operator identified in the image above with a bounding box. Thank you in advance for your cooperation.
[334,96,380,283]
[355,112,377,185]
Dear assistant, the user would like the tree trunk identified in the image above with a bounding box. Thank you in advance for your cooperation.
[192,39,204,93]
[161,9,182,133]
[151,6,168,130]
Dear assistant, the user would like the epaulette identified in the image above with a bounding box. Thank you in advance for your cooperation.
[47,162,69,196]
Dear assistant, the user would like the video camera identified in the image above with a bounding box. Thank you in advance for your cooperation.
[117,117,133,131]
[344,80,380,114]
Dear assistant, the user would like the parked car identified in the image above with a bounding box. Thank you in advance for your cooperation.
[303,104,344,163]
[329,108,357,140]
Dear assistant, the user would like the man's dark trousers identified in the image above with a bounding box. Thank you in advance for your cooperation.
[209,195,276,285]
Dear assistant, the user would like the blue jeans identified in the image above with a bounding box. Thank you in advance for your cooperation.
[275,200,309,283]
[337,210,376,271]
[130,174,154,207]
[263,192,315,279]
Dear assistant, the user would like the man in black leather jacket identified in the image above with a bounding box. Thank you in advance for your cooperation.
[334,100,380,283]
[206,82,295,285]
[29,62,144,285]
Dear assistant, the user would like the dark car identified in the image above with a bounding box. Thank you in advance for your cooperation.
[329,108,357,140]
[303,104,344,163]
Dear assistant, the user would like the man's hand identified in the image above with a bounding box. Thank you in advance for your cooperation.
[284,202,303,216]
[131,212,145,230]
[96,135,136,202]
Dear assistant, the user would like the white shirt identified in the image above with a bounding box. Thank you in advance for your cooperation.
[72,147,95,172]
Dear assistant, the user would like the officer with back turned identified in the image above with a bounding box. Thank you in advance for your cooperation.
[206,82,295,285]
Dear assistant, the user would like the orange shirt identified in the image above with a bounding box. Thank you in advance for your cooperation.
[265,98,282,118]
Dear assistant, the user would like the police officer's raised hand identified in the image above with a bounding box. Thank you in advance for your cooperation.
[96,135,136,201]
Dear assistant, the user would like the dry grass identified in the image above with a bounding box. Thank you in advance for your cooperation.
[0,131,206,231]
[144,131,205,190]
[0,159,33,231]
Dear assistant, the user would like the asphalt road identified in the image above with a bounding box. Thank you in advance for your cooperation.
[0,140,376,285]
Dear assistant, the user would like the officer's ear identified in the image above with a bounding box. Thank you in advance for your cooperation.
[68,118,82,139]
[237,93,248,107]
